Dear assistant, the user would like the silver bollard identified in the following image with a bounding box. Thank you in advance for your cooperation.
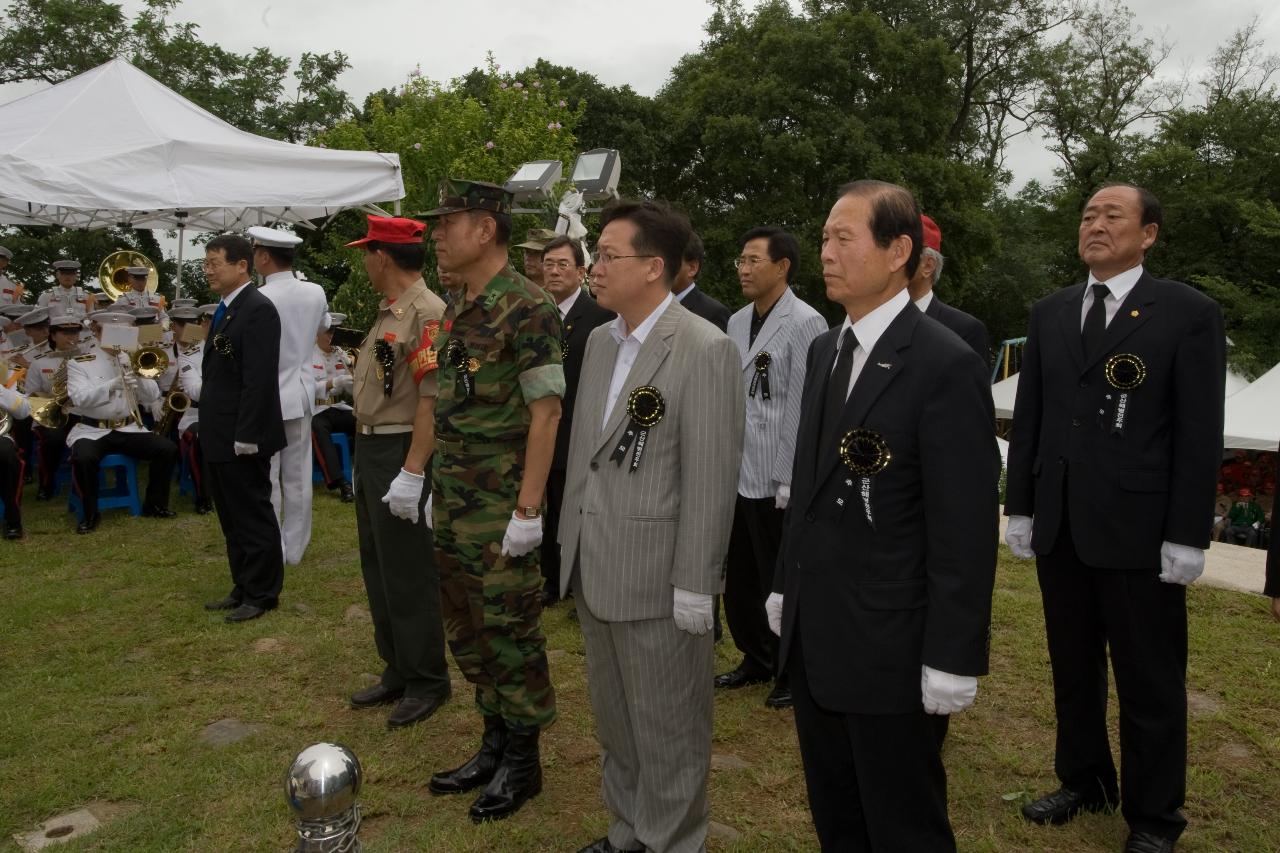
[285,742,363,852]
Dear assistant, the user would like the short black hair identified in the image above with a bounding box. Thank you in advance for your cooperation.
[738,225,801,284]
[542,235,585,267]
[365,240,425,273]
[682,230,705,265]
[836,180,923,279]
[1096,182,1163,229]
[257,244,296,269]
[467,209,512,247]
[206,234,254,272]
[599,200,693,285]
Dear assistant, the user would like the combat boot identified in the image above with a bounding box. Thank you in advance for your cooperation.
[428,715,507,795]
[468,724,542,822]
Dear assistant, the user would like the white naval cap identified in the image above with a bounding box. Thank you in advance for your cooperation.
[89,310,135,326]
[17,307,50,326]
[0,246,12,259]
[247,225,303,248]
[327,312,347,326]
[126,266,150,277]
[52,259,81,271]
[49,312,85,329]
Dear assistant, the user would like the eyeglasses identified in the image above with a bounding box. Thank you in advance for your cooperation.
[202,260,227,271]
[593,252,655,268]
[733,255,774,269]
[541,259,578,272]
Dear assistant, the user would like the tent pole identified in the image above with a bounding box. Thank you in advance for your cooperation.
[175,226,184,302]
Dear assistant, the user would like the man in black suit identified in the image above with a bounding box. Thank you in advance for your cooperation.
[199,234,288,624]
[912,214,989,364]
[673,231,731,332]
[1268,443,1279,621]
[537,235,614,604]
[1005,183,1225,853]
[769,180,999,850]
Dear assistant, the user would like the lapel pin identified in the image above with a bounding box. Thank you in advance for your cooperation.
[877,362,892,369]
[1130,310,1139,318]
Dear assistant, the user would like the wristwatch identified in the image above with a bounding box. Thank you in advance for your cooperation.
[517,506,542,519]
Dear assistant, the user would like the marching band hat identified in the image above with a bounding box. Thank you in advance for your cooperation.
[126,265,150,277]
[327,312,347,326]
[247,225,304,249]
[89,310,135,326]
[51,259,81,271]
[197,303,219,317]
[49,312,85,330]
[344,215,426,247]
[169,307,200,323]
[128,306,160,324]
[18,307,50,326]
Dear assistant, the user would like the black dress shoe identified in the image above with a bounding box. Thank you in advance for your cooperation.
[224,603,267,623]
[469,724,542,822]
[195,500,214,515]
[576,838,644,853]
[1125,831,1175,853]
[1021,786,1116,825]
[430,715,507,795]
[142,505,176,518]
[764,683,793,709]
[339,482,354,503]
[349,683,404,709]
[203,595,241,611]
[715,666,771,689]
[387,694,447,728]
[4,522,23,540]
[76,512,101,534]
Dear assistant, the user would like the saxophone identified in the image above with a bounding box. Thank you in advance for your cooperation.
[155,345,194,436]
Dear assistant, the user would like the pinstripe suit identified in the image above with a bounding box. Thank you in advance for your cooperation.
[723,288,826,680]
[559,297,744,853]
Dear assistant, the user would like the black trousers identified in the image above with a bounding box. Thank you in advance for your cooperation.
[0,436,22,525]
[70,430,176,516]
[34,423,69,492]
[311,407,355,488]
[180,424,210,505]
[207,452,282,608]
[724,494,784,679]
[354,432,450,700]
[790,636,954,852]
[541,467,566,597]
[1036,511,1188,841]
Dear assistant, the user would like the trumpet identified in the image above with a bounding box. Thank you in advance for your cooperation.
[131,346,169,379]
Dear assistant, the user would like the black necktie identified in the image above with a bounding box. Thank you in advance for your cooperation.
[1082,283,1109,357]
[821,328,856,451]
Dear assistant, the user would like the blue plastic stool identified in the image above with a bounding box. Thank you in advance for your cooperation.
[312,431,353,485]
[177,448,195,498]
[68,453,142,521]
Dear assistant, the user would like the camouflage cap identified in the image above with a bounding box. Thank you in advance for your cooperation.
[416,178,512,219]
[514,228,560,252]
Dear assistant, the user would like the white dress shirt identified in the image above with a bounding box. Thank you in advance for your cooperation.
[557,286,582,319]
[219,280,252,309]
[602,292,674,429]
[832,289,910,401]
[913,290,935,312]
[1081,264,1143,330]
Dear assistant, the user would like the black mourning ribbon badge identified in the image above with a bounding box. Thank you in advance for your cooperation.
[372,340,395,397]
[1102,353,1146,435]
[212,333,234,359]
[609,385,665,472]
[750,351,772,400]
[838,428,892,529]
[561,322,573,360]
[444,339,475,398]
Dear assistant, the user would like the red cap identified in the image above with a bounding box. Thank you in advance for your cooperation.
[920,215,942,252]
[1239,487,1253,497]
[345,215,425,247]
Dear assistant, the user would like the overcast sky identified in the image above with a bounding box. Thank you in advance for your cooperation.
[7,0,1280,192]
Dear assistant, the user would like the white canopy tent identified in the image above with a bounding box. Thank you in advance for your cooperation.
[0,59,404,294]
[1223,362,1280,451]
[992,366,1253,422]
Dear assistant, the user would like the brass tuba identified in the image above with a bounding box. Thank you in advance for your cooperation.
[131,346,169,379]
[98,250,158,302]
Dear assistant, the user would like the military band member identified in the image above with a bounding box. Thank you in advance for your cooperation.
[27,312,83,499]
[165,306,212,513]
[421,180,564,823]
[64,311,178,533]
[311,312,356,502]
[0,381,29,539]
[38,260,97,317]
[343,216,452,729]
[0,246,25,305]
[113,266,169,322]
[0,305,33,360]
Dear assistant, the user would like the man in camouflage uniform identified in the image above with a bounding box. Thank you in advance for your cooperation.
[420,180,565,824]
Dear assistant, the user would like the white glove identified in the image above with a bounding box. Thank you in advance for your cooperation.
[1213,515,1223,525]
[233,441,258,456]
[1159,540,1205,585]
[765,592,783,637]
[1253,521,1262,530]
[331,374,354,395]
[921,665,978,714]
[424,492,434,530]
[672,587,714,635]
[382,467,425,523]
[775,484,790,510]
[1005,515,1035,559]
[501,512,543,557]
[122,372,139,393]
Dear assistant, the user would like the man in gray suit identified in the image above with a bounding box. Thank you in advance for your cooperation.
[559,200,745,853]
[717,226,826,709]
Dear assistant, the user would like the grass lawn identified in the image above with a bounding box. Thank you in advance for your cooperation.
[1,488,1278,852]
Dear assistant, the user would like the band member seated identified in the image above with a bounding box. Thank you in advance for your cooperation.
[25,312,84,499]
[172,305,212,513]
[64,311,178,533]
[0,382,29,539]
[310,313,356,502]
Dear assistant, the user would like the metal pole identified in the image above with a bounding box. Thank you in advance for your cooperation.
[175,225,185,302]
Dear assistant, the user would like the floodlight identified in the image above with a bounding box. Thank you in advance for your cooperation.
[570,148,621,201]
[505,160,563,202]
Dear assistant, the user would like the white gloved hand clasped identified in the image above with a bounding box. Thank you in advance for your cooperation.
[765,592,783,637]
[1159,540,1205,586]
[1005,515,1035,559]
[233,441,258,456]
[672,587,714,635]
[921,665,978,714]
[775,484,790,510]
[382,467,425,523]
[501,512,543,557]
[331,373,354,395]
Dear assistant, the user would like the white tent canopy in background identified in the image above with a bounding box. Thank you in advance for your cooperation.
[0,58,403,231]
[991,366,1255,424]
[1224,362,1280,451]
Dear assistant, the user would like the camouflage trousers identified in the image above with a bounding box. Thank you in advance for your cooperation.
[433,444,556,729]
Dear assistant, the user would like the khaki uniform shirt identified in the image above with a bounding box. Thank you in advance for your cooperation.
[353,278,446,428]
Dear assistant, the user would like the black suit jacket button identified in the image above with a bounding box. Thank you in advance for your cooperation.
[589,461,599,471]
[805,511,815,523]
[1078,379,1089,388]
